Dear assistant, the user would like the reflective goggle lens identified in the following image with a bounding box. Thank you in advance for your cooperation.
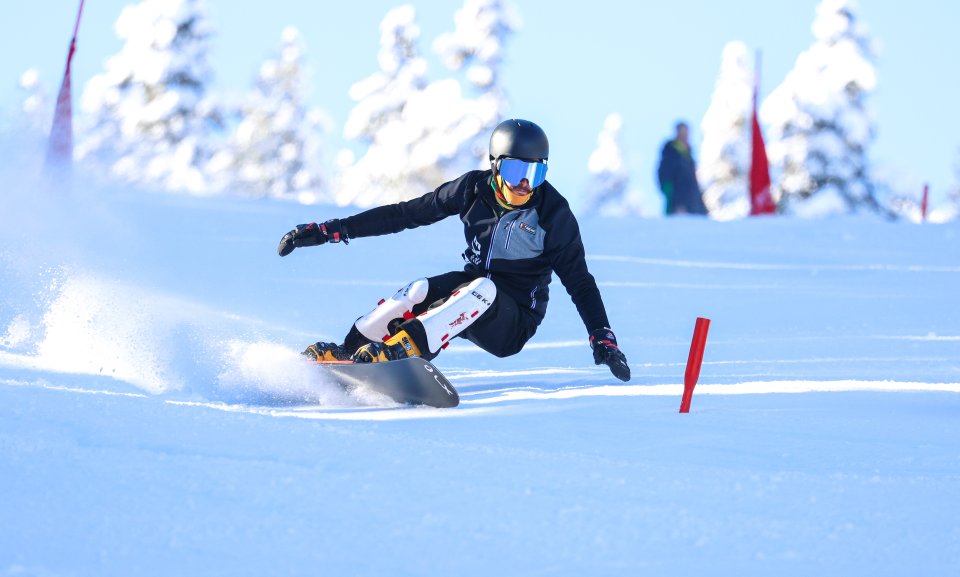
[498,158,548,188]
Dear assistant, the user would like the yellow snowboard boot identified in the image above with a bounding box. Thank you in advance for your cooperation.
[351,330,422,363]
[302,341,351,362]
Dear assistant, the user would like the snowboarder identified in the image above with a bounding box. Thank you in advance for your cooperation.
[277,119,631,382]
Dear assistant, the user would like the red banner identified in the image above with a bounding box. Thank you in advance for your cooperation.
[749,91,775,215]
[45,0,85,169]
[749,54,775,216]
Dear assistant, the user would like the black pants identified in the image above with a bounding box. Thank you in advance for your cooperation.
[400,271,541,360]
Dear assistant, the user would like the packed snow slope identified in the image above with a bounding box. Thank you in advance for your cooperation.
[2,160,959,576]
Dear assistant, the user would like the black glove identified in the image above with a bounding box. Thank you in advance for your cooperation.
[277,219,348,256]
[589,328,631,382]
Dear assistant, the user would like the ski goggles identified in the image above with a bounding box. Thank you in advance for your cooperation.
[497,157,548,188]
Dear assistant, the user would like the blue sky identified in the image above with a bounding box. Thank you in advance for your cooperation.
[3,0,958,207]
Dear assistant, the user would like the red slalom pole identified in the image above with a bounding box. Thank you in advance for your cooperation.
[921,183,929,222]
[680,317,711,413]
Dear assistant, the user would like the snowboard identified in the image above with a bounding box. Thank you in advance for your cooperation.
[313,356,459,408]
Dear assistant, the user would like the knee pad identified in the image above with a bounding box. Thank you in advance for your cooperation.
[416,277,496,353]
[355,278,430,342]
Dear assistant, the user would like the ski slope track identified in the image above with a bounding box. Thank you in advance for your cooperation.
[5,358,957,423]
[1,158,959,575]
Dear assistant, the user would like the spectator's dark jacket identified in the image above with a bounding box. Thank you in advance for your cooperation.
[343,170,610,333]
[657,140,708,215]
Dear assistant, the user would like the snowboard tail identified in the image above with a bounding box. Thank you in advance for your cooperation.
[314,356,459,408]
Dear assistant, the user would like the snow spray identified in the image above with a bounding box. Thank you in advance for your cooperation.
[680,317,710,413]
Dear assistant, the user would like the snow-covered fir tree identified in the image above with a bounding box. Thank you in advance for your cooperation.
[954,151,960,216]
[336,5,430,206]
[581,114,635,217]
[434,0,518,92]
[433,0,519,165]
[760,0,879,216]
[18,69,51,135]
[77,0,222,193]
[698,41,754,221]
[206,27,328,202]
[337,1,517,207]
[11,69,52,160]
[932,151,960,222]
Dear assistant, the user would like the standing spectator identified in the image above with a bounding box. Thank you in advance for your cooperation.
[657,121,708,215]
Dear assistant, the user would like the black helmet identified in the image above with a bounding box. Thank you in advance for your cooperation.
[489,119,549,167]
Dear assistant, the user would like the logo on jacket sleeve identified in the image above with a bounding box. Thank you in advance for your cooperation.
[464,235,482,266]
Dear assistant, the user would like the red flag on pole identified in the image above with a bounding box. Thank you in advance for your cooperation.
[749,52,776,216]
[921,183,929,222]
[45,0,86,170]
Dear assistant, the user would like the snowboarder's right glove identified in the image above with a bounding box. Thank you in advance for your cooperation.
[590,327,631,382]
[277,219,348,256]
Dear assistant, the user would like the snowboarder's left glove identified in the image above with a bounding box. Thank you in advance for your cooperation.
[277,219,348,256]
[590,328,631,382]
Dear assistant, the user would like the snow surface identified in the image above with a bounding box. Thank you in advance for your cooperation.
[2,140,960,575]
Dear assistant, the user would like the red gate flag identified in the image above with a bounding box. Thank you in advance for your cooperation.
[45,0,86,170]
[749,53,776,215]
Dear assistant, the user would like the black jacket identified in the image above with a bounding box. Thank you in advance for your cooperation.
[342,170,611,334]
[657,140,708,215]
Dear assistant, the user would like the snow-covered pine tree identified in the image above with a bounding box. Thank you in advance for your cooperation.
[434,0,517,92]
[336,5,430,207]
[954,150,960,215]
[760,0,879,216]
[934,150,960,222]
[18,69,51,135]
[206,27,328,202]
[10,69,51,161]
[581,113,637,217]
[338,2,518,208]
[77,0,222,193]
[699,41,753,221]
[15,68,54,167]
[433,0,519,166]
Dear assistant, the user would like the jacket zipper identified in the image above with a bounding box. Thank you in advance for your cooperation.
[487,213,522,270]
[485,217,501,270]
[503,219,516,249]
